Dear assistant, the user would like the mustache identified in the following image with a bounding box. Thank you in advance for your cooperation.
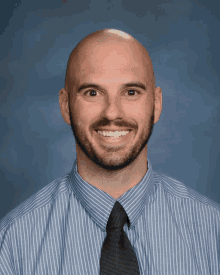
[92,118,137,129]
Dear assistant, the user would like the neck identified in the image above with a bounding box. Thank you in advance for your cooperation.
[76,147,148,199]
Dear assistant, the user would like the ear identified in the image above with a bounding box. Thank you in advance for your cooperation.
[154,87,162,124]
[59,88,71,125]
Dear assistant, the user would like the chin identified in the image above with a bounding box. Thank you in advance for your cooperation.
[93,158,136,171]
[82,147,141,171]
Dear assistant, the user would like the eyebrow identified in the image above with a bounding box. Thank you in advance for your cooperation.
[122,82,147,90]
[78,83,100,93]
[77,81,147,93]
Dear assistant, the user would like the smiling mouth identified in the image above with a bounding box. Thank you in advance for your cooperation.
[96,130,131,138]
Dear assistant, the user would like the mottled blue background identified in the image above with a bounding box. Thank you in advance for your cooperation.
[0,0,220,220]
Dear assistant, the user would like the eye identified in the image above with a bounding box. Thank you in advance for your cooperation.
[126,89,140,96]
[84,89,99,97]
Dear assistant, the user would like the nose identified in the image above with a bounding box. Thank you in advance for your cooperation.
[102,95,125,121]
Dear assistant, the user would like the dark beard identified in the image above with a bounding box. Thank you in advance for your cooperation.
[69,106,154,171]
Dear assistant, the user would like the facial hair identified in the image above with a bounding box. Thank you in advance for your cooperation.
[69,106,155,171]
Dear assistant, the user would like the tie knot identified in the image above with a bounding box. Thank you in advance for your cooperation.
[106,201,129,232]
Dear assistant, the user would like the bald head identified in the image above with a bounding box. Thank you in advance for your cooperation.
[59,29,162,172]
[65,29,155,93]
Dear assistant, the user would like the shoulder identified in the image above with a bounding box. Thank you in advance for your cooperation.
[153,171,220,218]
[0,173,72,233]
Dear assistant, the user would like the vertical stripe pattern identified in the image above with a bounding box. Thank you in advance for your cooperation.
[0,159,220,274]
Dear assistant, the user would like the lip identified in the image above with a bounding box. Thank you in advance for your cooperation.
[95,128,132,132]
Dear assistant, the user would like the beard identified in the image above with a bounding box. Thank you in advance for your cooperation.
[69,106,155,171]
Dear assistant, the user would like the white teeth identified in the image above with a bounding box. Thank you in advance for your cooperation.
[97,130,130,137]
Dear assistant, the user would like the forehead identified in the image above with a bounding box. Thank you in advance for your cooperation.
[69,38,153,86]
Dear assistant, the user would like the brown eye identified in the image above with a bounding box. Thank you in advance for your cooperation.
[85,90,97,96]
[127,90,138,96]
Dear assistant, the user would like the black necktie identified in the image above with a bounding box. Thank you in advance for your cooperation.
[100,201,140,275]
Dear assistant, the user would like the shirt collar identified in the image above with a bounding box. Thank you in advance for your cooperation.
[69,159,155,231]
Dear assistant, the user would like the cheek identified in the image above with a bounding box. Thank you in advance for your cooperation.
[72,100,102,124]
[124,100,153,122]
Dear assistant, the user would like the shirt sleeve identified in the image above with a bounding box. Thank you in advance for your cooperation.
[0,227,15,275]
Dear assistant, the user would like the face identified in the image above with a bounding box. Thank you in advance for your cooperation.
[62,38,161,171]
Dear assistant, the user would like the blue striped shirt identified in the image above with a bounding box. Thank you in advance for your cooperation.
[0,159,220,274]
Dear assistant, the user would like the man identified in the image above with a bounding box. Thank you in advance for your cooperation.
[0,29,219,274]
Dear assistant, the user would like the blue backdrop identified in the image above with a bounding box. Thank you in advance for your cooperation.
[1,0,220,220]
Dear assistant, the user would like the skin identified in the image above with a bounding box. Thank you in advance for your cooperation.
[59,29,162,199]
